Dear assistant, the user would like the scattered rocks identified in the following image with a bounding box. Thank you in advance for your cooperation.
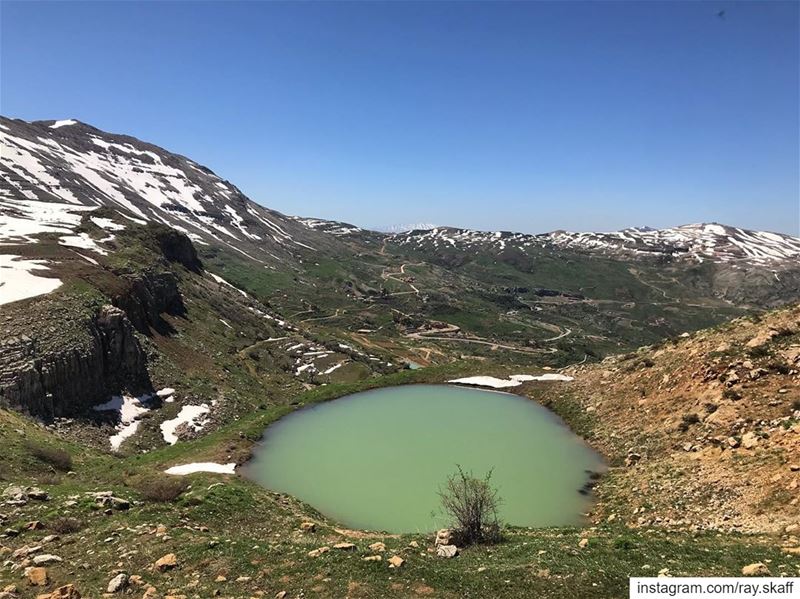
[154,553,178,572]
[388,555,405,568]
[742,562,770,576]
[436,544,459,558]
[299,522,316,533]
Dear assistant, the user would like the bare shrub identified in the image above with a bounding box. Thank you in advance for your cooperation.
[438,466,502,545]
[49,517,85,534]
[25,441,72,472]
[133,476,188,502]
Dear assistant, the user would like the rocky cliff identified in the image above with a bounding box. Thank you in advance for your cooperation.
[0,305,149,419]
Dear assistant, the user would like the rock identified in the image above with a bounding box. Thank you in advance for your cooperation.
[215,575,227,582]
[333,542,356,551]
[434,529,452,546]
[27,488,48,501]
[781,547,800,555]
[790,464,800,472]
[368,542,386,552]
[536,569,550,578]
[362,555,382,562]
[625,453,641,467]
[26,521,43,530]
[785,524,798,534]
[578,538,589,548]
[276,593,287,599]
[741,432,759,449]
[388,555,405,568]
[436,545,458,558]
[128,575,143,587]
[299,522,316,533]
[307,546,329,558]
[13,545,42,558]
[155,524,167,536]
[727,437,740,449]
[742,562,770,576]
[235,576,251,582]
[107,573,128,593]
[154,553,178,572]
[25,566,49,586]
[35,584,81,599]
[32,554,62,565]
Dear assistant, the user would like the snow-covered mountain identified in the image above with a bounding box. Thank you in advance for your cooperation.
[0,117,339,262]
[2,116,797,270]
[389,223,800,266]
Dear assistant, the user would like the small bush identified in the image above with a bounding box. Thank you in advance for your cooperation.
[438,466,502,546]
[133,476,188,502]
[722,388,742,401]
[49,517,85,534]
[704,403,718,414]
[25,441,72,472]
[678,413,701,432]
[791,399,800,412]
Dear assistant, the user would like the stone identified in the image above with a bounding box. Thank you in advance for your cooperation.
[368,542,386,552]
[333,542,356,551]
[154,553,178,572]
[578,538,589,548]
[107,573,128,593]
[26,521,43,530]
[35,584,81,599]
[742,562,770,576]
[408,541,419,548]
[741,432,759,449]
[25,566,49,586]
[27,488,48,501]
[785,524,799,534]
[32,554,62,565]
[727,437,740,449]
[215,575,227,582]
[299,522,315,533]
[625,453,641,467]
[362,555,382,562]
[276,593,287,599]
[434,529,452,546]
[436,545,458,558]
[388,555,405,568]
[235,576,251,582]
[307,546,329,558]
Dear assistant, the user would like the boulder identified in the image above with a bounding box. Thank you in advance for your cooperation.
[25,566,49,586]
[741,432,759,449]
[299,522,316,533]
[107,573,128,593]
[154,553,178,572]
[362,555,382,562]
[578,538,589,549]
[742,562,770,576]
[388,555,405,568]
[436,545,458,558]
[368,542,386,552]
[434,529,452,546]
[333,542,356,551]
[35,584,81,599]
[32,554,62,565]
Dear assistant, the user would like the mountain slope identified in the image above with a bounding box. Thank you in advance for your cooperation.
[0,117,347,266]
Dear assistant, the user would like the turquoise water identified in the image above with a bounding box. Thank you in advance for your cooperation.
[246,384,603,533]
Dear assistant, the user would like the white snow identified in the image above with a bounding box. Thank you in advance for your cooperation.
[448,373,574,388]
[0,255,63,306]
[93,394,153,451]
[160,404,212,445]
[156,388,175,398]
[0,198,91,243]
[49,119,78,129]
[90,216,125,231]
[322,363,344,375]
[164,462,236,476]
[207,272,248,296]
[59,232,110,255]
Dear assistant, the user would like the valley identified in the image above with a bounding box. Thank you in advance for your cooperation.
[0,117,799,598]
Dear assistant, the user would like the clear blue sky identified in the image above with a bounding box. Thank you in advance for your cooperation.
[2,1,798,235]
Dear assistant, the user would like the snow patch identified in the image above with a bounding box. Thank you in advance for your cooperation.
[50,119,78,129]
[160,404,212,445]
[93,394,153,451]
[164,462,236,476]
[448,373,574,388]
[0,255,62,306]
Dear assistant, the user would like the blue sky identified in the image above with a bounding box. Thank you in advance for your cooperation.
[2,1,798,235]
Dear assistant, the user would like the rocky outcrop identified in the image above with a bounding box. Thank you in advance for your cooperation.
[0,305,149,419]
[112,270,185,334]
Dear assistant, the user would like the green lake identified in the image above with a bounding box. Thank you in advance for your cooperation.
[246,384,604,533]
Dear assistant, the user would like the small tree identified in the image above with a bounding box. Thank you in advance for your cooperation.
[438,465,503,545]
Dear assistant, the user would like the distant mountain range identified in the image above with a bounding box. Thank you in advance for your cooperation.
[2,116,798,272]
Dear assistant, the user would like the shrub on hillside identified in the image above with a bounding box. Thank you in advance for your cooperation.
[133,475,188,502]
[25,441,72,472]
